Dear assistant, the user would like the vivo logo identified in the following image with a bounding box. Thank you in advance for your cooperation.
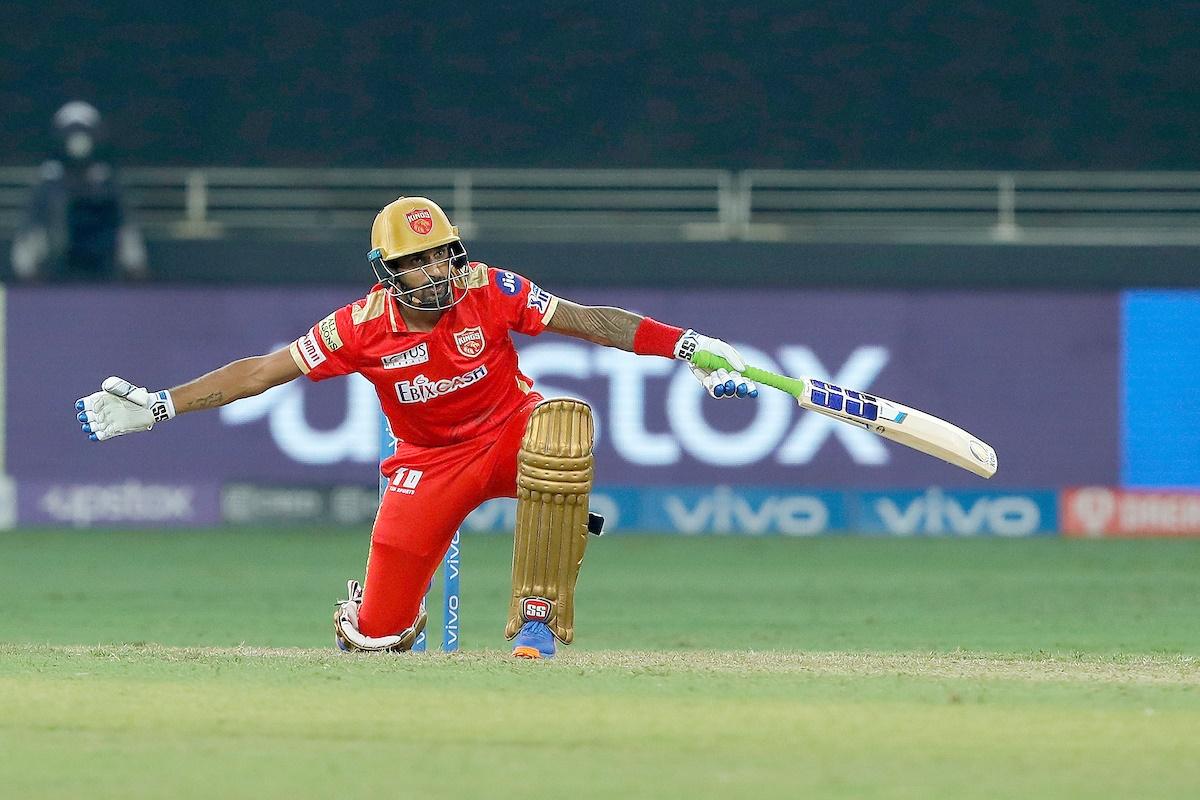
[869,488,1043,537]
[664,486,830,536]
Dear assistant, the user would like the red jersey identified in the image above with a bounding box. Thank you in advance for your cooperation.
[289,262,559,462]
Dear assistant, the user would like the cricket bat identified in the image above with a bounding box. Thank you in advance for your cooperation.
[691,350,998,479]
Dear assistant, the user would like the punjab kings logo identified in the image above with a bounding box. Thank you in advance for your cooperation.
[454,326,485,358]
[405,208,434,235]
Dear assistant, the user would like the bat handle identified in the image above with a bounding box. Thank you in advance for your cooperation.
[691,350,807,399]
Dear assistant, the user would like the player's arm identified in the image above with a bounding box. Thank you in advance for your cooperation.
[544,298,758,400]
[75,346,302,442]
[543,299,642,350]
[169,346,302,412]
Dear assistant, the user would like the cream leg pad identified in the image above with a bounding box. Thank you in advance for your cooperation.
[505,398,595,644]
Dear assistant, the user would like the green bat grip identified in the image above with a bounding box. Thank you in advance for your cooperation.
[691,350,807,398]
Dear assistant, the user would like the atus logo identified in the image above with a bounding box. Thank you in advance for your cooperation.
[405,208,433,235]
[382,343,429,369]
[454,326,485,358]
[521,597,552,622]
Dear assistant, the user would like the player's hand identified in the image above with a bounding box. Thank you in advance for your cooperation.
[673,329,758,399]
[75,376,176,442]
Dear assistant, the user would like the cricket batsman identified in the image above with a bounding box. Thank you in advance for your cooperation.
[74,197,757,658]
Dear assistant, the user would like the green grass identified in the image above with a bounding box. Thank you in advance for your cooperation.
[2,529,1199,798]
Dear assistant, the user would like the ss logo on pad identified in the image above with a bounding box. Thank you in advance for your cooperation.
[521,597,552,621]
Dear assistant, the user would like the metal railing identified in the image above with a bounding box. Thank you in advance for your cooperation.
[4,167,1200,244]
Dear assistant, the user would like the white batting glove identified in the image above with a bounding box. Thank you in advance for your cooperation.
[75,376,176,442]
[673,329,759,399]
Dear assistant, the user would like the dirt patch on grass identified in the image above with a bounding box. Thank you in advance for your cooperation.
[6,644,1196,686]
[556,650,1200,686]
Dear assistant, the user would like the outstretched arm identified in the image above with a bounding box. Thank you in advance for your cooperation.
[169,346,303,414]
[76,346,303,441]
[543,297,758,400]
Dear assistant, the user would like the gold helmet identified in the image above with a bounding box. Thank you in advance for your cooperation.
[367,196,471,310]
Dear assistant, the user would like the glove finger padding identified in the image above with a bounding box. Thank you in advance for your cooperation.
[698,367,756,399]
[103,376,152,407]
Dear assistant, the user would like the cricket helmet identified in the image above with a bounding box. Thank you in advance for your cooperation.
[367,196,470,311]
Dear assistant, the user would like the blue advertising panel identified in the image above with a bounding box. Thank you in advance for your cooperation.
[1122,290,1200,488]
[464,487,1057,537]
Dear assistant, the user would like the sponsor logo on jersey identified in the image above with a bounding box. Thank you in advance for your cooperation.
[317,314,343,352]
[395,366,488,404]
[296,332,326,370]
[387,467,424,495]
[495,270,523,296]
[405,208,433,235]
[527,284,552,314]
[521,597,553,622]
[454,326,485,358]
[382,343,429,369]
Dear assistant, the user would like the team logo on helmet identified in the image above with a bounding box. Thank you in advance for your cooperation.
[453,326,485,358]
[405,208,434,235]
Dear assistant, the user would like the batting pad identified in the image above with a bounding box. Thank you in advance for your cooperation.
[506,398,595,644]
[334,597,427,652]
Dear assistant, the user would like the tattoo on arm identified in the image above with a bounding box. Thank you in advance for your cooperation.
[169,350,301,415]
[184,391,224,411]
[547,301,642,350]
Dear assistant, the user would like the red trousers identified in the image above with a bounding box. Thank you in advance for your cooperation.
[357,396,539,638]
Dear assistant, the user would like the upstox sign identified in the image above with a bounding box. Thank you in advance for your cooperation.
[218,342,896,470]
[16,287,1118,490]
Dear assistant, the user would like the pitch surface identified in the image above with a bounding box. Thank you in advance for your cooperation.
[1,530,1197,798]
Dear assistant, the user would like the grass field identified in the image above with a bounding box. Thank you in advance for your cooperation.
[2,528,1198,798]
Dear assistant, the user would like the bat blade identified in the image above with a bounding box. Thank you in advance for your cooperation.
[799,379,998,479]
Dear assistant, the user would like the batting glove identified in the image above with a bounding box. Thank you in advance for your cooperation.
[75,376,176,442]
[674,329,758,399]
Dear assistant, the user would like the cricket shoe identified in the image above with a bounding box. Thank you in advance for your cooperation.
[511,620,556,659]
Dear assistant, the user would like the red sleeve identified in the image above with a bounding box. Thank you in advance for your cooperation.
[484,266,559,336]
[289,304,358,381]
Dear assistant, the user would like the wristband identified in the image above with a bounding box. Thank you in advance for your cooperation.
[632,318,685,359]
[148,390,176,423]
